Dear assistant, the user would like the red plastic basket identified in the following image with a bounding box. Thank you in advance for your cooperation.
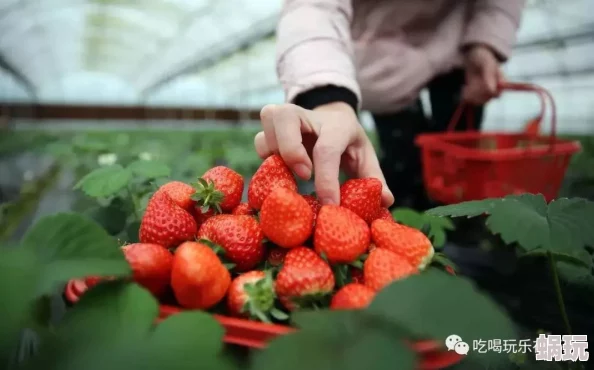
[415,81,581,204]
[64,279,463,369]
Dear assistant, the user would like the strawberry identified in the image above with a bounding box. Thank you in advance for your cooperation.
[122,243,173,297]
[370,207,393,223]
[191,206,215,227]
[260,187,314,248]
[330,283,375,310]
[156,181,195,211]
[84,276,103,288]
[267,247,288,267]
[371,219,434,270]
[363,248,416,292]
[275,247,335,310]
[139,191,197,249]
[198,214,265,271]
[302,194,321,224]
[339,178,382,223]
[194,166,244,213]
[171,241,231,310]
[313,205,370,264]
[247,154,298,210]
[231,202,256,216]
[349,267,365,284]
[227,271,276,321]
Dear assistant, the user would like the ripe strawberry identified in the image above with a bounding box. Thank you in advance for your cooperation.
[227,271,275,321]
[349,267,365,284]
[122,243,173,297]
[156,181,195,211]
[247,154,298,210]
[194,166,244,213]
[198,214,265,271]
[364,248,416,291]
[260,187,314,248]
[267,247,288,267]
[314,205,370,264]
[231,202,256,216]
[340,178,382,223]
[371,219,435,270]
[191,206,215,227]
[84,276,103,288]
[275,247,335,310]
[139,191,197,249]
[171,241,231,309]
[330,283,375,310]
[302,194,321,224]
[370,207,393,223]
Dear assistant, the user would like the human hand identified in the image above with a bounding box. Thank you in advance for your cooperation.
[462,44,504,105]
[254,102,394,207]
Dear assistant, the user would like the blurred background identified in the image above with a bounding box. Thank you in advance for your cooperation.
[1,0,594,242]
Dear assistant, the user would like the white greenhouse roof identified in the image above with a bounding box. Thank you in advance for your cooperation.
[0,0,593,133]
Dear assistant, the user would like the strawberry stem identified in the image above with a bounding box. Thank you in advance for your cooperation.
[192,178,224,214]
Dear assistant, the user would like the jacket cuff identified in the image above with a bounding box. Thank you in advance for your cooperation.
[293,85,359,113]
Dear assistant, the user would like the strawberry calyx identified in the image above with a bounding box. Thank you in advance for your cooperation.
[289,291,332,310]
[192,178,224,214]
[198,238,237,270]
[241,271,278,323]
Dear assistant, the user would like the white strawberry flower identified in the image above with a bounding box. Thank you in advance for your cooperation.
[97,153,117,166]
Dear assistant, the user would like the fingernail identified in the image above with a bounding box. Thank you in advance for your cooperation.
[294,164,311,179]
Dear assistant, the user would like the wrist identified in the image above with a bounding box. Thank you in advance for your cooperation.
[313,101,357,115]
[463,43,499,60]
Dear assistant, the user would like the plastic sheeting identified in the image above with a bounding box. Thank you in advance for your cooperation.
[0,0,593,133]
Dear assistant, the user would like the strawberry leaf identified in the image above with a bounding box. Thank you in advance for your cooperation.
[21,213,131,295]
[392,208,454,248]
[74,165,132,198]
[126,160,171,180]
[426,194,594,254]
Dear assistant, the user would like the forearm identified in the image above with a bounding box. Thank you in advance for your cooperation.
[276,0,361,110]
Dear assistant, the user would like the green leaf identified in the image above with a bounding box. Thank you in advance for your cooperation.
[521,249,592,268]
[393,208,455,248]
[25,282,234,370]
[74,165,132,198]
[127,160,171,180]
[0,249,41,365]
[254,309,416,370]
[84,198,129,236]
[427,194,594,253]
[367,270,516,363]
[21,213,131,295]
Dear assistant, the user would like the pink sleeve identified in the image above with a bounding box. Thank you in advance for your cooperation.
[276,0,361,106]
[463,0,527,61]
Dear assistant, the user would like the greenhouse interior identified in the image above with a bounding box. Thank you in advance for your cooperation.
[1,0,593,369]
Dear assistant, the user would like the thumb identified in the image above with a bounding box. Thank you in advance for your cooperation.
[482,62,499,95]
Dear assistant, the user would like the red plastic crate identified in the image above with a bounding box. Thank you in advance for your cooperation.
[64,279,463,369]
[415,82,581,204]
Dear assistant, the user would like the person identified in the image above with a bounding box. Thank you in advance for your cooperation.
[255,0,526,209]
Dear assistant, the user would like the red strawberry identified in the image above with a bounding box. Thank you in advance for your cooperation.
[156,181,195,211]
[122,243,173,297]
[260,187,314,248]
[231,202,256,216]
[171,241,231,309]
[363,248,416,292]
[330,283,375,310]
[198,214,265,271]
[194,166,244,213]
[314,205,370,264]
[349,267,365,284]
[275,247,335,310]
[139,191,197,249]
[192,205,215,226]
[247,154,297,210]
[227,271,276,321]
[370,207,393,223]
[339,178,382,223]
[302,194,321,224]
[84,276,103,288]
[371,219,434,269]
[267,247,288,267]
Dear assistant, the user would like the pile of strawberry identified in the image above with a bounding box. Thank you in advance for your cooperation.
[85,154,435,322]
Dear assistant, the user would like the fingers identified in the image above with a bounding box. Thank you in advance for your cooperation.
[258,104,313,180]
[312,124,350,205]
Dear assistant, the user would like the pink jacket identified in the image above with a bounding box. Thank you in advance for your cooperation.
[276,0,526,113]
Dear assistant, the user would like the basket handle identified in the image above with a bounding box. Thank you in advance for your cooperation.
[446,81,558,149]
